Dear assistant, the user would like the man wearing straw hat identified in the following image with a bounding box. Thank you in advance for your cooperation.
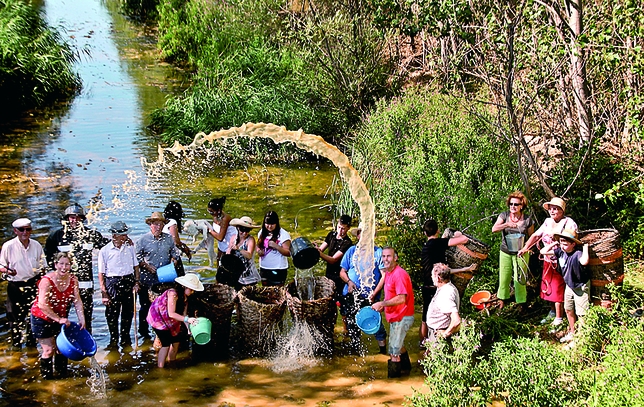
[135,212,180,341]
[98,221,139,350]
[370,247,415,378]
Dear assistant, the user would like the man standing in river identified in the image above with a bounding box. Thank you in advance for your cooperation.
[45,203,110,333]
[1,218,45,348]
[136,211,180,341]
[371,247,415,378]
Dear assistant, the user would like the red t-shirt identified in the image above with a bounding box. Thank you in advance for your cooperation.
[383,265,415,323]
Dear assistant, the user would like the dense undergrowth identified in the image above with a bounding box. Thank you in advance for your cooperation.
[0,0,80,118]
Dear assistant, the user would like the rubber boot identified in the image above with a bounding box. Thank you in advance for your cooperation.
[54,354,68,378]
[400,351,412,374]
[387,360,401,378]
[40,357,54,380]
[378,340,387,355]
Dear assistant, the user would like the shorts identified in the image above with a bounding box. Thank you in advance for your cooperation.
[153,327,185,347]
[564,283,590,316]
[260,267,288,286]
[31,315,61,339]
[388,315,414,355]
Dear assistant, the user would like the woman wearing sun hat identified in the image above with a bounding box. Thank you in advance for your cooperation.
[229,216,262,290]
[146,272,204,368]
[518,197,578,326]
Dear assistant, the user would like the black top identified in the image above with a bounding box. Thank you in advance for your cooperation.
[323,231,352,279]
[420,238,449,286]
[44,225,110,282]
[554,247,590,289]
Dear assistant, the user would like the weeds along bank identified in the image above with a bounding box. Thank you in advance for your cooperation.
[0,0,80,119]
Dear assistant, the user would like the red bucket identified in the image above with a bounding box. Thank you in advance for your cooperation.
[470,290,491,310]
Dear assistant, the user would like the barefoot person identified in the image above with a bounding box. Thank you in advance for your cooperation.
[147,273,203,368]
[371,247,415,378]
[30,252,85,379]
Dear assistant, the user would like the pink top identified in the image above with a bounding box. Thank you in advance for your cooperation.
[31,275,77,322]
[146,289,182,336]
[383,265,415,323]
[534,217,578,262]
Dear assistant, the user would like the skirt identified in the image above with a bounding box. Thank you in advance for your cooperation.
[540,260,565,303]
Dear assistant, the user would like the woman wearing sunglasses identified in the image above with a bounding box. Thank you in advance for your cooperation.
[491,191,534,309]
[229,216,261,290]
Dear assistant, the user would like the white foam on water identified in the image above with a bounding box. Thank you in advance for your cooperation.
[268,320,329,373]
[86,356,107,399]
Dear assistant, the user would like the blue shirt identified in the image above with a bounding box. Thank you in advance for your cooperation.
[341,245,384,297]
[135,232,178,286]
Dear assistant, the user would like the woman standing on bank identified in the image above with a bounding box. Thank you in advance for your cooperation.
[257,211,291,286]
[30,252,85,379]
[491,191,534,309]
[518,197,577,326]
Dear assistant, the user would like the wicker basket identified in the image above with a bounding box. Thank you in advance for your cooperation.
[578,229,624,303]
[442,229,491,269]
[190,283,237,360]
[451,271,474,300]
[236,285,287,357]
[285,276,337,349]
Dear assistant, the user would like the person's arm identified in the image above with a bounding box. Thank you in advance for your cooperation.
[71,277,86,329]
[168,223,192,259]
[238,237,255,260]
[450,264,477,274]
[98,248,109,304]
[340,268,356,293]
[491,215,507,233]
[579,243,590,266]
[319,249,345,265]
[447,232,469,247]
[518,228,543,257]
[208,214,231,242]
[540,241,559,256]
[166,290,197,324]
[372,294,406,312]
[439,311,461,338]
[268,239,291,257]
[369,276,385,302]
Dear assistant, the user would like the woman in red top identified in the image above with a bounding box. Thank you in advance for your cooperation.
[30,252,85,379]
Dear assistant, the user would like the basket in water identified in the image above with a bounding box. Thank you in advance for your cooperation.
[285,276,337,348]
[190,283,237,359]
[578,229,624,304]
[236,285,287,357]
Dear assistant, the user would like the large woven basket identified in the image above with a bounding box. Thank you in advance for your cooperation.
[285,276,337,349]
[236,285,287,357]
[148,282,176,303]
[190,283,237,360]
[578,229,624,303]
[450,271,474,300]
[442,229,491,269]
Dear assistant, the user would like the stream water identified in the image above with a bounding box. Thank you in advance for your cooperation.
[0,0,425,405]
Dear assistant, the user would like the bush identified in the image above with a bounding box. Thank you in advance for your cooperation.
[0,0,80,116]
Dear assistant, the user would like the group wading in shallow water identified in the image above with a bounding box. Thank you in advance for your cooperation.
[0,192,613,379]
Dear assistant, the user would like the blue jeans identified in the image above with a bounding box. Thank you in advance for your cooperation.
[388,315,414,355]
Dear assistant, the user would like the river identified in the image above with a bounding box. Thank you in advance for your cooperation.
[0,0,426,405]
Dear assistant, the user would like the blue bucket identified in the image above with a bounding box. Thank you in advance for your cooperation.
[56,322,97,361]
[157,263,177,283]
[356,306,381,335]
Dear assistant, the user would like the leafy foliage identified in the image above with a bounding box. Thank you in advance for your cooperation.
[0,0,80,116]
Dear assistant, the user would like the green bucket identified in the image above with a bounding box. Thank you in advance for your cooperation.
[191,317,212,345]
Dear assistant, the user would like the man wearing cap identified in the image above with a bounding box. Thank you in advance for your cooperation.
[135,211,180,340]
[317,215,353,302]
[370,247,415,378]
[44,203,110,332]
[98,221,140,349]
[1,218,45,347]
[338,222,387,353]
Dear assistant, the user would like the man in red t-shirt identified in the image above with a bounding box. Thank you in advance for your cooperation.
[371,247,415,378]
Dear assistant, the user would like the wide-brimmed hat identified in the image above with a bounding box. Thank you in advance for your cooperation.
[350,222,364,237]
[12,218,32,228]
[553,229,582,245]
[146,211,169,225]
[543,197,566,212]
[175,273,204,291]
[109,221,129,235]
[230,216,260,229]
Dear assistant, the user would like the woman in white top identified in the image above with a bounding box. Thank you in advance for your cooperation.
[207,197,237,266]
[256,211,291,286]
[163,201,192,260]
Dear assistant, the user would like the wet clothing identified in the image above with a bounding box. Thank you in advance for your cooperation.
[322,231,352,299]
[383,265,414,323]
[235,237,261,287]
[99,242,138,345]
[420,238,448,320]
[425,281,459,331]
[45,225,109,332]
[30,275,77,323]
[1,237,44,346]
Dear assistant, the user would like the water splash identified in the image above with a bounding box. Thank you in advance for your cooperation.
[295,268,316,301]
[143,123,377,290]
[86,356,106,399]
[268,321,328,373]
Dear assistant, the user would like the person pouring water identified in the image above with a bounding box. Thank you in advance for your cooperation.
[491,191,534,309]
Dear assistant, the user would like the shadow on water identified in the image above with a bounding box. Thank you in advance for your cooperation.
[0,0,426,405]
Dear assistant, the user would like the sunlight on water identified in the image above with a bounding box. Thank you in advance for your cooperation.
[295,268,316,301]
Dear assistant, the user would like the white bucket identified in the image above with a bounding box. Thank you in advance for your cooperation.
[505,233,525,254]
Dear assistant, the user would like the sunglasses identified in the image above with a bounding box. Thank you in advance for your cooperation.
[509,203,522,207]
[16,227,32,232]
[237,226,251,233]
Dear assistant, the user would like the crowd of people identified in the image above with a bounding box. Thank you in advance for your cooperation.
[0,192,594,380]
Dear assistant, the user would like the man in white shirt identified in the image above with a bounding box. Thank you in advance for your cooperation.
[98,221,139,350]
[0,218,44,348]
[425,263,461,345]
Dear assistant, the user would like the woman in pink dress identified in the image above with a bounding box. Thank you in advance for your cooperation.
[519,197,577,326]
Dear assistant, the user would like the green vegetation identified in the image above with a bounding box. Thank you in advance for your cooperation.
[0,0,80,117]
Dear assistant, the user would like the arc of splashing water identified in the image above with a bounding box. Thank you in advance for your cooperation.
[149,122,376,291]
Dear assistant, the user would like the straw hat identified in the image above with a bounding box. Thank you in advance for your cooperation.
[553,229,582,245]
[175,273,204,291]
[109,221,129,235]
[146,211,169,225]
[350,222,364,237]
[543,197,566,212]
[230,216,260,229]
